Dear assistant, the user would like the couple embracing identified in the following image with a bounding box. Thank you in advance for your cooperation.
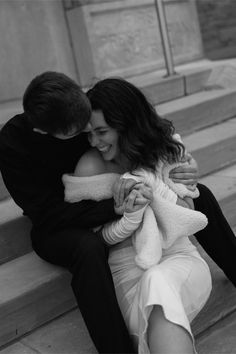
[0,72,235,354]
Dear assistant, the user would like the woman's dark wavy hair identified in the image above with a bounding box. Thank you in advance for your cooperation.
[87,78,185,172]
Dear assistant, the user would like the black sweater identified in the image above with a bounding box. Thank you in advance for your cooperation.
[0,113,116,238]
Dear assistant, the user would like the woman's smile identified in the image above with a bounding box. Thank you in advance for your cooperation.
[97,145,111,153]
[88,110,119,161]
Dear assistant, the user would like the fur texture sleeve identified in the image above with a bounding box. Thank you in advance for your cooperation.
[62,173,120,202]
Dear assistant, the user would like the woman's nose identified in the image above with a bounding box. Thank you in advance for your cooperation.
[89,133,99,147]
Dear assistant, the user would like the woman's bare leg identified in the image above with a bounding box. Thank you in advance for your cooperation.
[147,305,194,354]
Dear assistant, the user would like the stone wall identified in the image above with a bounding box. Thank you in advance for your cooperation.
[0,0,204,106]
[196,0,236,60]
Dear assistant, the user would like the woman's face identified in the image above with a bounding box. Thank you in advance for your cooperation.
[88,110,119,161]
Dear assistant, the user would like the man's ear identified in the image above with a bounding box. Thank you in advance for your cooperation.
[33,128,48,135]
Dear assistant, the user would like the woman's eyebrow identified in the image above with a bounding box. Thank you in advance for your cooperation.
[94,126,107,131]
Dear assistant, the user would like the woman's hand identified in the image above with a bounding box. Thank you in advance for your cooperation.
[125,184,153,213]
[113,177,137,210]
[169,153,199,189]
[114,181,153,214]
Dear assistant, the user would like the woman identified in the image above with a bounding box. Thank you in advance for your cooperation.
[63,78,212,354]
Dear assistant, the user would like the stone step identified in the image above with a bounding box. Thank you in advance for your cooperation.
[130,70,186,105]
[157,88,236,136]
[184,116,236,176]
[0,309,97,354]
[110,60,215,105]
[131,58,236,104]
[191,236,236,336]
[0,199,32,265]
[196,310,236,354]
[0,252,76,348]
[3,304,236,354]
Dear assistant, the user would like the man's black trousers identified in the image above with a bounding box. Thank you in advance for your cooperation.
[195,183,236,286]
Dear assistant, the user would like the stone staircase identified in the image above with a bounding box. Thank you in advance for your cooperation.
[0,60,236,353]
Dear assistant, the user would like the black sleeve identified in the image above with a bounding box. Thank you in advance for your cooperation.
[0,137,117,231]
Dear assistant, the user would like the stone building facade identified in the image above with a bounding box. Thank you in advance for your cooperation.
[0,0,235,112]
[0,0,203,106]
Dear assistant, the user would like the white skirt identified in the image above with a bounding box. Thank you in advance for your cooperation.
[109,237,212,354]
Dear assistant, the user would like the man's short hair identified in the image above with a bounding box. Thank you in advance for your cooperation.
[23,71,91,135]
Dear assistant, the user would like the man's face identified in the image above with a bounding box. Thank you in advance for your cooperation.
[33,123,91,140]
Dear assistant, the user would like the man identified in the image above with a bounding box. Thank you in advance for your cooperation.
[0,72,235,354]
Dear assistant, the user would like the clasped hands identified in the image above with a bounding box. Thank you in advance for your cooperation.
[113,154,199,214]
[113,179,153,214]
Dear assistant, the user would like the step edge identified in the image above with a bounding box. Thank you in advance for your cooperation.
[157,88,236,114]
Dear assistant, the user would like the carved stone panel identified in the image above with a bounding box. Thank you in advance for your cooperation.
[66,0,203,86]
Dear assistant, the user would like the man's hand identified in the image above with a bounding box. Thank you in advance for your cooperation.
[169,153,199,189]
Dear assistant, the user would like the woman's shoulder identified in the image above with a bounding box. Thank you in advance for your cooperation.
[74,148,107,177]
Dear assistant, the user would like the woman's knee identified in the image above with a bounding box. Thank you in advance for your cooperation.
[148,305,194,354]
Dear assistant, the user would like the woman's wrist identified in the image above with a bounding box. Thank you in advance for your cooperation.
[124,205,147,223]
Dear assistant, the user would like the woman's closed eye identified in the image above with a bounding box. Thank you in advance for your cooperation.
[97,129,108,136]
[87,129,108,145]
[88,130,108,139]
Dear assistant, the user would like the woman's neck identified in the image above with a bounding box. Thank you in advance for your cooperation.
[104,154,131,174]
